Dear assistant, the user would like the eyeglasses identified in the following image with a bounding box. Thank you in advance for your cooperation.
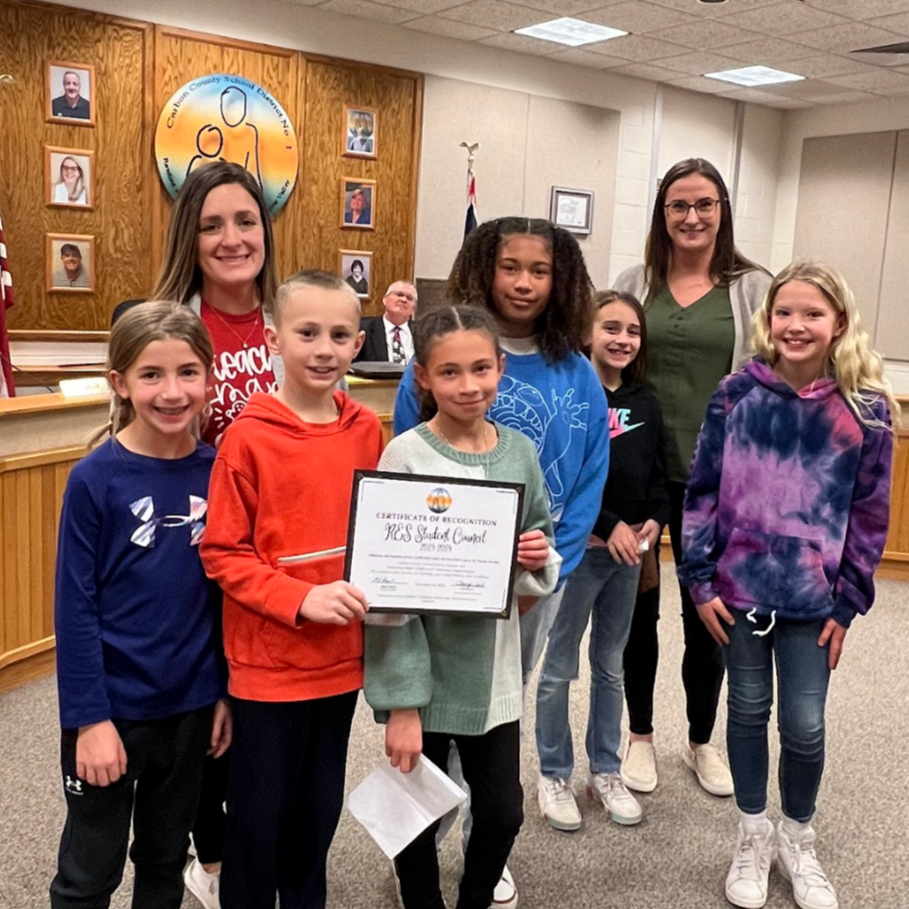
[664,198,720,219]
[62,165,81,172]
[390,291,416,303]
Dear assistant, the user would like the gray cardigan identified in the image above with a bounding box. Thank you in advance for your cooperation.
[613,265,772,370]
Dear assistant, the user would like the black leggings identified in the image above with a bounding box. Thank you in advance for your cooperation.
[395,722,523,909]
[190,753,229,865]
[623,481,725,744]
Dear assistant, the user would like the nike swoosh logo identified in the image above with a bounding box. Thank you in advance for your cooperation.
[609,421,644,440]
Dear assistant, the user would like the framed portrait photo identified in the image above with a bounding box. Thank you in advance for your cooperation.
[46,61,96,126]
[45,146,94,209]
[47,234,95,293]
[340,249,372,299]
[343,105,377,159]
[550,187,594,236]
[340,178,376,230]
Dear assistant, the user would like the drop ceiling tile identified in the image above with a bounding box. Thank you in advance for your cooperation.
[583,32,690,60]
[372,0,467,12]
[550,47,628,67]
[318,0,420,22]
[514,0,624,14]
[645,19,764,51]
[785,54,877,79]
[716,87,789,104]
[823,68,909,90]
[711,37,825,64]
[760,97,817,110]
[719,3,851,38]
[477,31,568,54]
[401,15,499,39]
[656,50,750,76]
[581,0,697,33]
[808,90,885,105]
[807,0,909,20]
[437,0,550,31]
[641,0,783,16]
[759,78,877,102]
[665,75,740,94]
[610,61,695,81]
[870,11,909,32]
[796,22,907,54]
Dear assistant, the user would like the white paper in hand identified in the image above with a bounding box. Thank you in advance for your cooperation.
[346,756,467,859]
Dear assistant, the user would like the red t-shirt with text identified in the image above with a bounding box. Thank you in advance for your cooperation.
[200,301,278,446]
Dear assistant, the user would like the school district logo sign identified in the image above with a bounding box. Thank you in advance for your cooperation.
[155,74,298,215]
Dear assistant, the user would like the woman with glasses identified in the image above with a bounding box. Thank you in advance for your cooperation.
[53,156,88,205]
[614,157,771,802]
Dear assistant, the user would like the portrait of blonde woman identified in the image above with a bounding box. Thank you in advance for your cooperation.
[46,148,92,208]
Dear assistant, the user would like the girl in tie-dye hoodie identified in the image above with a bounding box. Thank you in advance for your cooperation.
[679,261,897,909]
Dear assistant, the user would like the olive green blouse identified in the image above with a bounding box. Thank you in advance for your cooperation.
[644,283,734,483]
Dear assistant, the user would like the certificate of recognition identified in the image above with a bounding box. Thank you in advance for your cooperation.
[345,471,525,618]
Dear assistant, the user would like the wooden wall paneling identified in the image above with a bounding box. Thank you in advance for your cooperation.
[884,429,909,561]
[0,2,152,332]
[301,59,420,315]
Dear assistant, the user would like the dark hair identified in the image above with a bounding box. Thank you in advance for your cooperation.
[351,259,365,272]
[413,305,502,421]
[60,243,81,258]
[447,216,593,363]
[645,158,765,293]
[592,289,647,384]
[151,161,278,310]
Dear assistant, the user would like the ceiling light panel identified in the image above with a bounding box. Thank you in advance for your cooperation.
[704,64,806,86]
[514,17,628,47]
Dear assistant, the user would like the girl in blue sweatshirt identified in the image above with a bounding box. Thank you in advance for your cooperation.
[51,302,230,909]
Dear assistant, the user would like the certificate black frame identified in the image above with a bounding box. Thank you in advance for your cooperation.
[344,470,525,619]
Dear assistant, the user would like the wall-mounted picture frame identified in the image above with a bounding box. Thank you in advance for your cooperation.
[45,146,94,209]
[47,233,95,293]
[45,61,95,126]
[340,249,372,299]
[550,186,594,236]
[343,105,377,159]
[340,178,375,230]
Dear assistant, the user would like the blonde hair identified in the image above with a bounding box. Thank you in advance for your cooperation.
[274,269,361,323]
[105,301,214,435]
[751,260,899,432]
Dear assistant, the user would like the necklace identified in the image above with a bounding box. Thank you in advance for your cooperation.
[205,302,262,350]
[431,419,491,453]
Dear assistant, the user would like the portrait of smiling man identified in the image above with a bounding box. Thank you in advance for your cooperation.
[50,65,92,121]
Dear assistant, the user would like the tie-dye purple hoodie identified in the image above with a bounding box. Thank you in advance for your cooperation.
[678,358,892,628]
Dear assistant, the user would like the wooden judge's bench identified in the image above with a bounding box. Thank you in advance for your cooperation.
[1,387,907,694]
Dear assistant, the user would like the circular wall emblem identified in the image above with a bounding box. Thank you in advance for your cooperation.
[426,488,452,514]
[155,74,298,215]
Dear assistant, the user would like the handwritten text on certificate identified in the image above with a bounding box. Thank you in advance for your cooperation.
[345,472,523,617]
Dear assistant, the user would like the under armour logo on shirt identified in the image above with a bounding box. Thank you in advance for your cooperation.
[129,496,208,548]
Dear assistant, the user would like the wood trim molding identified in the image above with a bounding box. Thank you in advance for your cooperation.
[0,636,56,672]
[156,24,296,57]
[0,445,89,473]
[9,330,109,342]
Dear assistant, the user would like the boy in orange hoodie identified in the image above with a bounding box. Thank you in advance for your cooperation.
[201,270,382,909]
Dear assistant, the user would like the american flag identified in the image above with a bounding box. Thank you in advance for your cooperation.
[0,204,15,398]
[464,167,478,239]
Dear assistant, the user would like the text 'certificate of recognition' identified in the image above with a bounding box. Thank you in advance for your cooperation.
[345,471,524,618]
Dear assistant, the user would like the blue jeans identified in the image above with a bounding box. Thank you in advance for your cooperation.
[535,548,641,778]
[520,585,565,685]
[725,613,831,823]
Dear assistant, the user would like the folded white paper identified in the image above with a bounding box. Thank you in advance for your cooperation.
[346,756,468,859]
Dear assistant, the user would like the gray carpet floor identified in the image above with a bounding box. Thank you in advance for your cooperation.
[2,565,908,909]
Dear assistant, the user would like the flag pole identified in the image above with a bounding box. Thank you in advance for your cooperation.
[459,141,479,239]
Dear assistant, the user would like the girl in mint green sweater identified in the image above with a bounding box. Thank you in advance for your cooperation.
[364,305,559,909]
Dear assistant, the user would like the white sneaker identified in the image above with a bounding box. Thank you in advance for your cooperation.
[682,742,734,797]
[586,772,643,825]
[777,821,839,909]
[184,857,221,909]
[725,817,775,909]
[489,864,518,908]
[537,775,581,832]
[621,740,658,793]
